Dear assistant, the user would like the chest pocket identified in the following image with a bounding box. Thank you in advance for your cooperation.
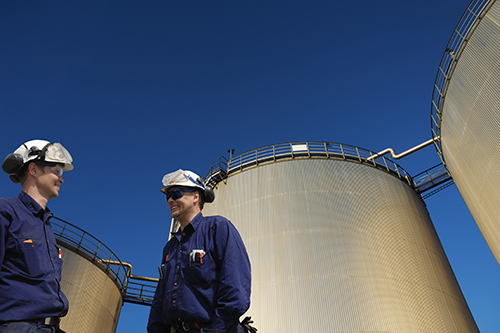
[14,236,46,278]
[184,249,216,287]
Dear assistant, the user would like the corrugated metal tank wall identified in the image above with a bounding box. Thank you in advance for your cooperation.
[439,0,500,264]
[203,158,478,332]
[59,246,123,333]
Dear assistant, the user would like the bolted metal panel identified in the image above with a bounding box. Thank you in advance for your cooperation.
[59,246,123,333]
[440,0,500,264]
[203,158,478,332]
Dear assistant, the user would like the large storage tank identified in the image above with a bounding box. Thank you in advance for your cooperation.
[203,142,478,333]
[431,0,500,264]
[58,247,123,332]
[51,219,128,333]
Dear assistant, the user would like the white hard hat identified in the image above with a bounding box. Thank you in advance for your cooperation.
[161,169,205,194]
[160,169,215,203]
[2,139,73,183]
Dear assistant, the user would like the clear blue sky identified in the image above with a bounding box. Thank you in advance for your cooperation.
[1,0,499,332]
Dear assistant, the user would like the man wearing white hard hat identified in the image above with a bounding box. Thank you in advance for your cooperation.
[0,140,73,333]
[147,169,254,333]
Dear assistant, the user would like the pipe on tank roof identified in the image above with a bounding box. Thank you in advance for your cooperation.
[368,136,440,161]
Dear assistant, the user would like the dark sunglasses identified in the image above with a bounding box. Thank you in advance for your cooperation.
[166,188,194,201]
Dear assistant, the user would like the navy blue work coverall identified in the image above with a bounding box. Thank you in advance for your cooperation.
[0,192,68,330]
[147,213,251,333]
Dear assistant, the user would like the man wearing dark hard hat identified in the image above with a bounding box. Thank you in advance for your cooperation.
[0,139,73,333]
[147,169,255,333]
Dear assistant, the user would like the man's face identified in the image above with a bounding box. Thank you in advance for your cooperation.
[35,163,64,200]
[166,186,198,222]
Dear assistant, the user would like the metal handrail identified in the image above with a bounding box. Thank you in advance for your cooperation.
[51,217,159,306]
[123,276,159,306]
[430,0,494,163]
[51,217,129,295]
[413,163,453,194]
[204,141,414,188]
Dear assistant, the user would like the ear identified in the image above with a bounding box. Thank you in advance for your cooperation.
[193,190,200,202]
[28,162,38,177]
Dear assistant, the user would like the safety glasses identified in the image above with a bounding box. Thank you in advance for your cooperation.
[166,188,194,201]
[38,164,64,177]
